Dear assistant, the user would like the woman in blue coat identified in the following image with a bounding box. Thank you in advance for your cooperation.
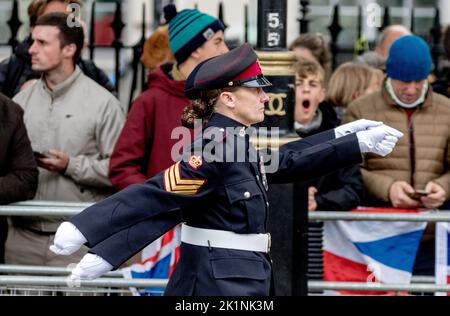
[49,43,402,296]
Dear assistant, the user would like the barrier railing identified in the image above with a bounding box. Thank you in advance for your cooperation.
[309,210,450,222]
[0,264,122,277]
[308,281,450,293]
[0,275,167,289]
[1,201,449,295]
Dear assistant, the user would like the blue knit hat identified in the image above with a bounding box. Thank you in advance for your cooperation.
[386,35,432,82]
[164,4,225,64]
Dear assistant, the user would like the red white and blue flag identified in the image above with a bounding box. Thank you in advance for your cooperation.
[435,222,450,296]
[122,225,181,296]
[323,208,426,295]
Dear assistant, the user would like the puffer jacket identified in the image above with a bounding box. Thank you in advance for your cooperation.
[343,86,450,204]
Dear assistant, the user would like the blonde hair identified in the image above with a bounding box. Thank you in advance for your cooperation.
[292,57,325,87]
[326,62,382,107]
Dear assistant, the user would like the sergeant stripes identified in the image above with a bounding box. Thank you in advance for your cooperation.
[163,162,206,195]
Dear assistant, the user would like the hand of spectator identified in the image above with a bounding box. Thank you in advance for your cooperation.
[334,119,383,138]
[356,124,403,156]
[389,181,422,209]
[308,186,318,211]
[420,181,446,209]
[70,253,113,280]
[36,149,70,173]
[50,221,87,256]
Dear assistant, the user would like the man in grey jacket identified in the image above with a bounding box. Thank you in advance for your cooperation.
[7,12,124,267]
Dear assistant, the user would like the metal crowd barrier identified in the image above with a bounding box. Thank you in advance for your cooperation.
[0,201,449,295]
[0,276,167,296]
[0,264,122,277]
[309,210,450,222]
[308,281,450,293]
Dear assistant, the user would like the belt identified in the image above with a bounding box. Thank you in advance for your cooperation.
[181,224,271,253]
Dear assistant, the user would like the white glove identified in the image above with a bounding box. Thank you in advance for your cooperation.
[356,124,403,157]
[49,221,87,256]
[70,253,113,280]
[335,119,383,138]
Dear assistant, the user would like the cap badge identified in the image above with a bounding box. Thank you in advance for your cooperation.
[188,155,203,170]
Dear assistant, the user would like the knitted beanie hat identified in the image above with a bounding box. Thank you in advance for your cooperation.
[386,35,432,82]
[164,4,225,64]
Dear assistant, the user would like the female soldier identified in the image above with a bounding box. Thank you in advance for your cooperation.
[50,43,402,296]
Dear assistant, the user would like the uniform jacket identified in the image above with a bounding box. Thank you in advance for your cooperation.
[71,113,362,296]
[296,101,363,211]
[343,87,450,204]
[109,63,192,190]
[0,36,116,98]
[0,93,38,204]
[12,67,125,232]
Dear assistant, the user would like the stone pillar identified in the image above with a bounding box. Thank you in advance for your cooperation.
[255,0,308,296]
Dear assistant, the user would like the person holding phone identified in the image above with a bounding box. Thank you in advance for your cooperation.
[6,13,124,267]
[343,35,450,276]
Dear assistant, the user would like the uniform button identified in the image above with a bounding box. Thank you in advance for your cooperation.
[244,191,251,199]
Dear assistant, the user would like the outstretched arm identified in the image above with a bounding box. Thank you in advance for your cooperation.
[266,123,403,184]
[51,153,219,253]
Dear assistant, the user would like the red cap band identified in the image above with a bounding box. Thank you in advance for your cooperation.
[231,61,262,82]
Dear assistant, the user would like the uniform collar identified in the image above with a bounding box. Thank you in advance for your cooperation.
[206,113,249,138]
[206,113,247,129]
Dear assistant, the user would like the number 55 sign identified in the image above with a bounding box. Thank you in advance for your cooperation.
[257,1,287,50]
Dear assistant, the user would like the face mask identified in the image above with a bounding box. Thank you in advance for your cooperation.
[385,77,428,109]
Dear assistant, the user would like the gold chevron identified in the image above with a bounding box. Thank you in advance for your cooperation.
[164,162,206,195]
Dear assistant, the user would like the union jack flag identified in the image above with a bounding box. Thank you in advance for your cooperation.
[122,225,181,296]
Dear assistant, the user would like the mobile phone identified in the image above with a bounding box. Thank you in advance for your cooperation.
[33,151,51,159]
[408,189,429,200]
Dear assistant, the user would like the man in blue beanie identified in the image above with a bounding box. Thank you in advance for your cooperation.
[343,34,450,276]
[104,5,228,285]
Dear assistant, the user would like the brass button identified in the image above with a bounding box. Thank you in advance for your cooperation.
[244,191,251,199]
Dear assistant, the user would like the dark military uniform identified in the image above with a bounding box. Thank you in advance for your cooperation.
[69,43,362,296]
[70,112,361,295]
